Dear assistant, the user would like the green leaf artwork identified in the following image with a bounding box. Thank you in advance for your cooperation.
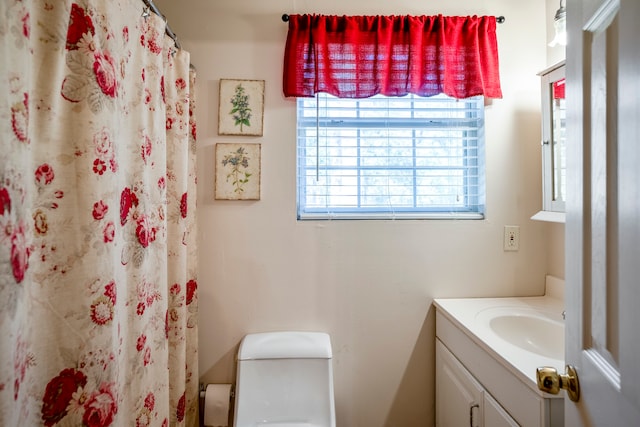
[215,143,261,200]
[229,84,252,132]
[218,79,264,136]
[221,146,252,194]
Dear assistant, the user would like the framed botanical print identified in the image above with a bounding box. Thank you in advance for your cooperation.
[215,143,261,200]
[218,79,265,136]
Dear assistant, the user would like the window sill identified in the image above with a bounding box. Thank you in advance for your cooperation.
[530,210,565,223]
[298,212,485,220]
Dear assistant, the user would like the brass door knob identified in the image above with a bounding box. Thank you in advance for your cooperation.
[536,365,581,402]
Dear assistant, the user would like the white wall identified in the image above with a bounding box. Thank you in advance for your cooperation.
[156,1,551,425]
[545,0,567,280]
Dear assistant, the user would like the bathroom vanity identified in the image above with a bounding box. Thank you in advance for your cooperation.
[434,278,565,427]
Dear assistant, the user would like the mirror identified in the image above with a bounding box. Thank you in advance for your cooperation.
[533,61,566,222]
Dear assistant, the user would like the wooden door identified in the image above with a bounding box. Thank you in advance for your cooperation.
[565,0,640,425]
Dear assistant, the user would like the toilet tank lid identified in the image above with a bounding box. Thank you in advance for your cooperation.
[238,331,333,360]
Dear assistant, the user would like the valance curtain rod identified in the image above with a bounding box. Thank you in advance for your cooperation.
[281,14,506,23]
[142,0,181,48]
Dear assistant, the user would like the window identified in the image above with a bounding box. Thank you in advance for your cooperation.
[296,93,486,220]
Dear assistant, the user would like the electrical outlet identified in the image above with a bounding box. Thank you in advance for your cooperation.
[503,225,520,251]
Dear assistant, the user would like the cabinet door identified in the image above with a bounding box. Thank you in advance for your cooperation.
[484,392,520,427]
[436,340,483,427]
[540,63,566,213]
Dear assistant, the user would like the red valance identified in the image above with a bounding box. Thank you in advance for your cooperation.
[283,14,503,99]
[553,78,565,99]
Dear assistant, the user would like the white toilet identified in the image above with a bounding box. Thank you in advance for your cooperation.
[233,331,336,427]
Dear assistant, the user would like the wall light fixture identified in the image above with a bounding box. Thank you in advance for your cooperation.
[549,0,567,47]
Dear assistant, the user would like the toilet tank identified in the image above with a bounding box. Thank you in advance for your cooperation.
[233,331,336,427]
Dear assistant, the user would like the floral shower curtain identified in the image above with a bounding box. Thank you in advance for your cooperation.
[0,0,198,425]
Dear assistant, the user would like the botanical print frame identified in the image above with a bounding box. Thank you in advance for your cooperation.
[218,79,265,136]
[215,143,261,200]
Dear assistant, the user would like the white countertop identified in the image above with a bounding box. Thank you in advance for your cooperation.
[434,289,565,392]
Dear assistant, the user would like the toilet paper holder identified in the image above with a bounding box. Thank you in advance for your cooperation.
[199,383,235,399]
[201,383,234,427]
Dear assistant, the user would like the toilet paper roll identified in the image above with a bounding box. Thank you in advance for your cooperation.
[203,383,232,427]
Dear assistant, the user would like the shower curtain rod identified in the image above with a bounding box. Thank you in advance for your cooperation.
[141,0,197,70]
[281,14,506,23]
[142,0,181,49]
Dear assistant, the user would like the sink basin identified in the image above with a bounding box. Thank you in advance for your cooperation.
[477,307,564,360]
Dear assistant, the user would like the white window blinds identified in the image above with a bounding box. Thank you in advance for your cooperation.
[296,93,486,220]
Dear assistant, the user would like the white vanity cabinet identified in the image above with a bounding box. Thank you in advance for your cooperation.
[485,390,520,427]
[436,340,518,427]
[434,300,564,427]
